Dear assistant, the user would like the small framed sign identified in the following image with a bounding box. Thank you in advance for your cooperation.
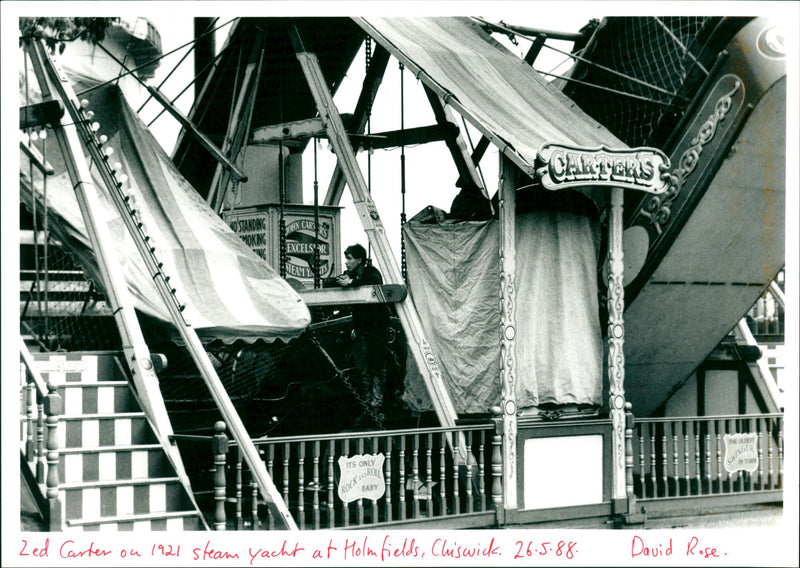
[723,433,759,473]
[337,453,386,504]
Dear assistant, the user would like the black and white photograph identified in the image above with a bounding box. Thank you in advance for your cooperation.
[2,2,797,566]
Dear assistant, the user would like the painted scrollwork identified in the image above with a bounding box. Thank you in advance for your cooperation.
[638,78,743,235]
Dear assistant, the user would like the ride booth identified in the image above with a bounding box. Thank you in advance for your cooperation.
[399,145,669,525]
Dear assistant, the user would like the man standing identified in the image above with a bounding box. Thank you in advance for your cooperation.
[336,244,390,425]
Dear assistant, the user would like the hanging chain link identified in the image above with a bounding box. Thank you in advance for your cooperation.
[308,334,384,429]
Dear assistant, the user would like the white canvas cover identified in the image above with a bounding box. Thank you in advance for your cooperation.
[356,17,627,211]
[403,212,603,413]
[20,84,310,343]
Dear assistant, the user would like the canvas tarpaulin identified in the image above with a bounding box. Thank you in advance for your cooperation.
[403,212,603,414]
[356,17,627,210]
[20,84,310,343]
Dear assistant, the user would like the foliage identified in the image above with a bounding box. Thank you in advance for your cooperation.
[19,17,119,53]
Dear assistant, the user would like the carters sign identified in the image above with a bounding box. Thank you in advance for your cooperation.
[536,144,671,194]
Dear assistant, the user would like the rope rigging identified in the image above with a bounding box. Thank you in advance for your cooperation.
[75,17,237,97]
[474,16,693,105]
[137,17,220,114]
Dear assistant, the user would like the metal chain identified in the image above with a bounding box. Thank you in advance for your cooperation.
[308,334,384,429]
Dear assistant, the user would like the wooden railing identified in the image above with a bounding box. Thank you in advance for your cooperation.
[174,415,503,530]
[19,341,64,530]
[632,414,783,501]
[746,281,785,339]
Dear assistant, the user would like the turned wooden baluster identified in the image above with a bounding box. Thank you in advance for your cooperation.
[356,438,364,526]
[212,421,229,531]
[670,422,681,495]
[649,425,657,497]
[297,441,305,529]
[726,419,733,493]
[767,420,775,490]
[479,434,487,511]
[683,422,690,495]
[44,381,63,531]
[439,433,447,516]
[637,424,646,498]
[715,420,722,493]
[452,432,460,513]
[694,421,701,495]
[757,418,765,489]
[26,381,36,462]
[37,395,46,482]
[425,433,433,517]
[384,437,393,523]
[267,444,275,530]
[703,421,711,494]
[326,440,335,529]
[343,439,350,528]
[625,403,634,500]
[235,447,243,529]
[661,423,668,496]
[411,434,420,519]
[398,436,406,520]
[312,440,320,530]
[491,406,504,520]
[465,431,474,514]
[251,476,258,530]
[371,436,379,524]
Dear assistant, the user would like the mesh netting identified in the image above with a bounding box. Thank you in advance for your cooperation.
[20,225,122,353]
[565,17,719,147]
[149,312,408,436]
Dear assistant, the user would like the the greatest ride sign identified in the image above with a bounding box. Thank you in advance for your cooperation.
[536,143,671,194]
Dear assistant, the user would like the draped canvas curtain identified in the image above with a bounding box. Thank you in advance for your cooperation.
[403,211,602,414]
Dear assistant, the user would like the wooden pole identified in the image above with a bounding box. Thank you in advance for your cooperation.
[498,155,518,510]
[290,27,464,455]
[206,34,265,209]
[607,186,627,504]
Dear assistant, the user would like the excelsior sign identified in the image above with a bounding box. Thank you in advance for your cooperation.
[536,144,671,194]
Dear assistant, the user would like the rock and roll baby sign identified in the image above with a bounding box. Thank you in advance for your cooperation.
[337,454,386,504]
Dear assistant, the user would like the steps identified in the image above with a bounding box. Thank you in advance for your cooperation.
[23,352,206,531]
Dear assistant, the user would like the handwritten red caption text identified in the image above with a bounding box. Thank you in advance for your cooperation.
[514,540,578,560]
[631,535,726,559]
[20,535,583,564]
